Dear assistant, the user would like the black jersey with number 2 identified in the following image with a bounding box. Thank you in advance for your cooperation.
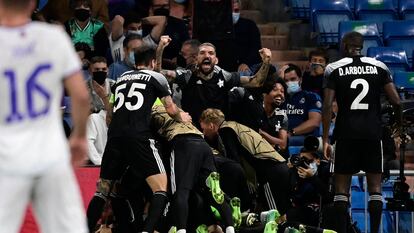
[324,56,392,140]
[108,69,172,139]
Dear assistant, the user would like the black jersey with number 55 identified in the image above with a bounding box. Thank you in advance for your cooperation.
[108,69,172,139]
[324,56,393,140]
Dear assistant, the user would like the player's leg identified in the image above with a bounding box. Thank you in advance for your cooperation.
[0,174,32,233]
[364,140,384,233]
[332,174,352,233]
[87,138,125,232]
[140,138,168,233]
[32,163,87,233]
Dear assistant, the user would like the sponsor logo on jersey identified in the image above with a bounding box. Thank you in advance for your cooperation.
[286,104,304,115]
[338,65,378,76]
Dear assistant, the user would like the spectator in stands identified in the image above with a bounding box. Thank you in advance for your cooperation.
[232,0,262,75]
[301,49,328,98]
[87,56,113,117]
[75,42,93,76]
[64,0,109,57]
[86,58,112,165]
[282,64,322,142]
[176,39,200,68]
[149,0,190,68]
[41,0,110,30]
[108,34,144,81]
[110,11,166,62]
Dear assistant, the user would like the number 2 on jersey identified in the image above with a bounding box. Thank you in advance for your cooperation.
[350,78,369,110]
[4,64,52,123]
[113,83,147,112]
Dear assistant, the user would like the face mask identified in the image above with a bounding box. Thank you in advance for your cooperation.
[286,81,301,94]
[232,12,240,24]
[153,7,170,17]
[128,51,135,67]
[92,71,107,85]
[309,162,318,176]
[74,8,90,22]
[128,29,142,36]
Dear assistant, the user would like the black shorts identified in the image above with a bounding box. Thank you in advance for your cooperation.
[334,139,383,174]
[100,137,166,181]
[170,134,216,192]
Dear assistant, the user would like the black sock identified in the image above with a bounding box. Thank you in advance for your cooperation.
[111,196,135,233]
[86,195,107,232]
[368,193,383,233]
[204,191,234,228]
[333,194,349,233]
[143,191,168,232]
[172,189,190,230]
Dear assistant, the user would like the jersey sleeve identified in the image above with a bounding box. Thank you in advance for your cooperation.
[153,72,173,98]
[57,29,82,79]
[323,64,337,90]
[222,70,241,88]
[306,92,322,113]
[174,68,193,87]
[143,35,157,49]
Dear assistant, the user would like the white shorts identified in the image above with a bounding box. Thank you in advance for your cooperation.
[0,162,87,233]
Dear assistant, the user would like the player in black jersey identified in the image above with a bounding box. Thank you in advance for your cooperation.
[158,41,272,127]
[87,46,191,233]
[322,32,402,233]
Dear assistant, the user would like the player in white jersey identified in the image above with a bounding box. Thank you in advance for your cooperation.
[0,1,90,233]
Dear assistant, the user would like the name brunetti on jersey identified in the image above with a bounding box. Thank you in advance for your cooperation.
[117,73,152,83]
[338,65,378,76]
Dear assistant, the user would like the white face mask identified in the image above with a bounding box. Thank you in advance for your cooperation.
[286,81,301,94]
[128,29,142,36]
[232,12,240,24]
[309,162,318,176]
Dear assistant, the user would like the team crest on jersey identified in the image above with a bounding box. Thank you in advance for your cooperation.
[316,101,322,108]
[196,80,203,84]
[275,121,281,132]
[248,95,254,100]
[300,98,306,104]
[217,79,224,88]
[176,70,183,76]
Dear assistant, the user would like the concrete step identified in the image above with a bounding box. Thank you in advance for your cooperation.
[272,60,309,73]
[267,20,302,35]
[261,35,289,50]
[241,10,265,24]
[271,50,307,63]
[257,24,277,35]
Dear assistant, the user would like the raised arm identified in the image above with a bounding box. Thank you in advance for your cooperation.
[155,35,172,72]
[239,48,272,88]
[143,15,167,43]
[111,15,125,41]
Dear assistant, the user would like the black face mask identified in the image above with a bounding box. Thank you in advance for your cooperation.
[74,9,90,22]
[92,71,107,85]
[153,7,170,17]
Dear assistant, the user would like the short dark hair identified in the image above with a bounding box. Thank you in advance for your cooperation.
[74,42,92,60]
[309,48,329,63]
[284,63,302,78]
[263,76,287,95]
[199,42,216,52]
[134,46,156,66]
[123,10,143,28]
[182,39,201,51]
[0,0,32,10]
[123,34,143,48]
[90,56,107,65]
[70,0,92,9]
[341,31,364,49]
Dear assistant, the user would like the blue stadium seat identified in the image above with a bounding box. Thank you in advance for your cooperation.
[339,20,383,55]
[289,0,310,20]
[393,72,414,90]
[310,0,354,45]
[367,47,410,75]
[355,0,399,33]
[383,20,414,65]
[399,0,414,20]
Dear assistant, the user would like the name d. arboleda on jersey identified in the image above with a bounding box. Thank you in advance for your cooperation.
[338,65,378,76]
